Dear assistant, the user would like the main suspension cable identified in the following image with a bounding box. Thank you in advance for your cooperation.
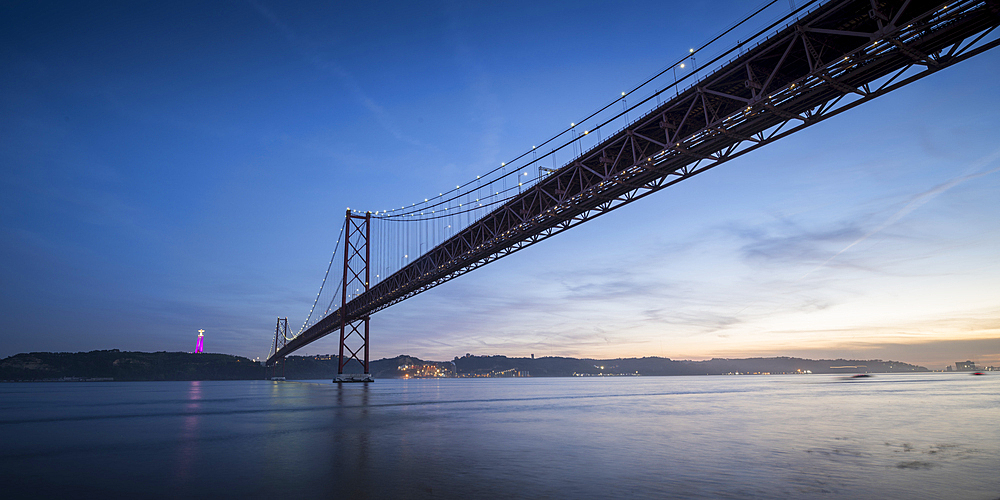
[296,216,347,336]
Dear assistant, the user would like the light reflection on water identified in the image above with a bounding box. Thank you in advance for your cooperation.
[175,380,203,484]
[1,373,997,499]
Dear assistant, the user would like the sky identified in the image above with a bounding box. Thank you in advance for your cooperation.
[2,0,999,370]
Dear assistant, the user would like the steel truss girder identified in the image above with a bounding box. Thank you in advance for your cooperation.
[268,0,1000,364]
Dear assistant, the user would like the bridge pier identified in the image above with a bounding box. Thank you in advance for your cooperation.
[268,357,285,381]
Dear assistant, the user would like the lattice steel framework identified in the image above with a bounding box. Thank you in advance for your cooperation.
[338,210,371,375]
[268,0,1000,364]
[269,317,288,378]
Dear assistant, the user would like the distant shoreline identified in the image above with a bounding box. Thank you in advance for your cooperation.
[0,350,947,382]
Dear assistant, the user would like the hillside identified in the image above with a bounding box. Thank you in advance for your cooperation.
[1,351,929,381]
[451,354,928,376]
[0,350,263,381]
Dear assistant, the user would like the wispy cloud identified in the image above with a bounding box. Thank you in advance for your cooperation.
[246,0,429,149]
[736,219,866,268]
[441,1,505,169]
[804,147,1000,277]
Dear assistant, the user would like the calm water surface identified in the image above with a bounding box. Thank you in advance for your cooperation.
[1,373,997,499]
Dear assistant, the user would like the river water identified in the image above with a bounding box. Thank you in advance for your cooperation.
[1,373,997,499]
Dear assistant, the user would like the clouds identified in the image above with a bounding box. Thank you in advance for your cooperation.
[1,1,998,370]
[366,120,1000,366]
[806,148,1000,277]
[736,219,867,268]
[247,0,433,150]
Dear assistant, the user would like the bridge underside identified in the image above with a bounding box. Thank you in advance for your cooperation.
[268,0,1000,365]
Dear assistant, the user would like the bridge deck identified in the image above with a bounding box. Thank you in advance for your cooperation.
[269,0,1000,364]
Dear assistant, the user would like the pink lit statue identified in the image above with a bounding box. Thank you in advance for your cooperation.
[194,329,205,353]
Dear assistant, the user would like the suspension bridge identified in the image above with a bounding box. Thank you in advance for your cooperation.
[266,0,1000,379]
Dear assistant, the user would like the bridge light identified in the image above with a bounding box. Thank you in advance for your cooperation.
[690,48,694,53]
[622,92,626,96]
[680,63,685,68]
[583,130,588,135]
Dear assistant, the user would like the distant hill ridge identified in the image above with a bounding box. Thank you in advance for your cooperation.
[1,350,928,381]
[0,350,261,381]
[447,354,927,377]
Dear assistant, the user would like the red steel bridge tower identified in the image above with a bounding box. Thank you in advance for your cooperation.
[269,318,288,380]
[266,210,374,382]
[335,210,374,382]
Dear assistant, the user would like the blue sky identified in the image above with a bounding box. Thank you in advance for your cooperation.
[2,0,998,369]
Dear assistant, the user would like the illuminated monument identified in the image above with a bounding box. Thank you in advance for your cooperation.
[194,329,205,353]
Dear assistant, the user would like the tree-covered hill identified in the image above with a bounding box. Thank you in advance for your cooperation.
[0,350,263,381]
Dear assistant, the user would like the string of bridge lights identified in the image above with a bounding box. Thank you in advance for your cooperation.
[297,0,815,342]
[347,0,799,223]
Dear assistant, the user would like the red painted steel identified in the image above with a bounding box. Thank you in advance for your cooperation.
[338,210,372,375]
[270,318,288,379]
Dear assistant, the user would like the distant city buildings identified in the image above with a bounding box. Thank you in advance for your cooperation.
[396,363,530,378]
[955,361,977,371]
[723,369,813,375]
[398,363,453,378]
[946,361,997,372]
[466,368,529,378]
